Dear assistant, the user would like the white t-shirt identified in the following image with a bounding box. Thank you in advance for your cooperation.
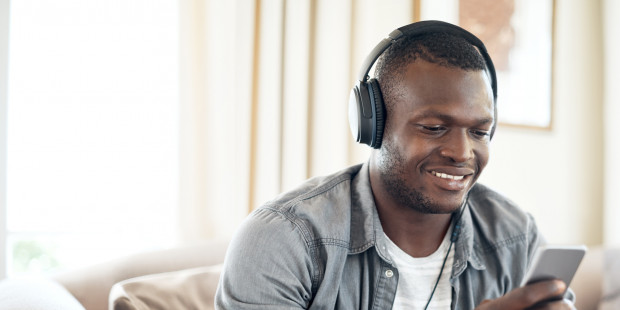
[383,228,454,310]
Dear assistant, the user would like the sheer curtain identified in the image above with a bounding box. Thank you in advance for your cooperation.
[1,0,9,280]
[176,0,415,242]
[3,0,179,277]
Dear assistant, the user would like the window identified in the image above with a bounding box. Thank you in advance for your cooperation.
[5,0,178,277]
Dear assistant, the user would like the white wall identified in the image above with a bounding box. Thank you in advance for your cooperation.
[603,0,620,246]
[0,0,9,280]
[478,0,605,246]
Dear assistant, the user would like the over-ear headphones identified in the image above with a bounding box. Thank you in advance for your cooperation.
[348,20,498,149]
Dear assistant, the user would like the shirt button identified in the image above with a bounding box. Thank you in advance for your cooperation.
[385,269,394,278]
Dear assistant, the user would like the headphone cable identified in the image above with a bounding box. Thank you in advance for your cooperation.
[423,203,465,310]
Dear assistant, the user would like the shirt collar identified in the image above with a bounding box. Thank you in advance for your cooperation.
[348,161,380,255]
[452,202,486,277]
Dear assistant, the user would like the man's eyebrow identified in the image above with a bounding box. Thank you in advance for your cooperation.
[472,117,494,126]
[415,112,454,121]
[414,112,494,126]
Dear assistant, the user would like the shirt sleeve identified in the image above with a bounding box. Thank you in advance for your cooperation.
[215,208,314,310]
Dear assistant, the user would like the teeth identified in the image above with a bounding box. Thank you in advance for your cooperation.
[432,171,464,181]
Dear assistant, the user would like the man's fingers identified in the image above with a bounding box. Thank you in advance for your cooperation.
[511,280,566,308]
[525,298,575,310]
[476,280,567,310]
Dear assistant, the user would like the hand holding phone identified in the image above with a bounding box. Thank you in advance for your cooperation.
[476,245,586,309]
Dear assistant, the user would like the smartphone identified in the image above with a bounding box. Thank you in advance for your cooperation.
[521,245,587,289]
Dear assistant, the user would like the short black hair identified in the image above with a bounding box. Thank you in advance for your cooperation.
[375,32,489,112]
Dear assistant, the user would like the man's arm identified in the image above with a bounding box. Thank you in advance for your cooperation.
[215,209,314,309]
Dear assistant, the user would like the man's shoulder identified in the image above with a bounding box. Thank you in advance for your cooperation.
[468,183,528,217]
[262,164,363,212]
[246,164,364,241]
[467,183,537,245]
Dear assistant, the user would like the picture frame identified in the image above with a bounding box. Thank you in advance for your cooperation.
[415,0,556,129]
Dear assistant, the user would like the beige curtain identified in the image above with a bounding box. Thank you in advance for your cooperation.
[177,0,416,243]
[603,0,620,247]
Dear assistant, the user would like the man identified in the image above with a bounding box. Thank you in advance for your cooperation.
[216,21,574,309]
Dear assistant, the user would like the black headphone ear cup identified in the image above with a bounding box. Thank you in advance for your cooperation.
[368,79,385,148]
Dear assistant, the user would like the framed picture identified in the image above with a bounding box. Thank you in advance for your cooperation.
[416,0,555,129]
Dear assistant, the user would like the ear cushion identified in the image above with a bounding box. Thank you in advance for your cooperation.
[368,79,385,148]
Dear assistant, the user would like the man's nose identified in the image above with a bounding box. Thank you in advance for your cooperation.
[439,130,474,163]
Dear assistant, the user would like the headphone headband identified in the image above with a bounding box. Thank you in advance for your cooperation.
[356,20,497,100]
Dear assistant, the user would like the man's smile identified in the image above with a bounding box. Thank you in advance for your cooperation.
[427,169,475,191]
[431,170,465,180]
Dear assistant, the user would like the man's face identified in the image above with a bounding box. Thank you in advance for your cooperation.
[373,60,494,214]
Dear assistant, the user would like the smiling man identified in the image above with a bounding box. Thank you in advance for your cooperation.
[216,21,574,310]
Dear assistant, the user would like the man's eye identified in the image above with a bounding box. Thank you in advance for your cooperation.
[472,130,490,138]
[421,125,444,132]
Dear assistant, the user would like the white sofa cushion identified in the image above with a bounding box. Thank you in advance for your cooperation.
[109,264,222,310]
[0,277,85,310]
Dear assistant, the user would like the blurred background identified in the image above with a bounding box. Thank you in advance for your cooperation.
[0,0,618,279]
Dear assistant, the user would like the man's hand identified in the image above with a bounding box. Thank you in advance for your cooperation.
[476,280,575,309]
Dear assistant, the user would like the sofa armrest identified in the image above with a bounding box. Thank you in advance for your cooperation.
[571,245,604,310]
[599,247,620,310]
[109,264,222,310]
[54,239,229,310]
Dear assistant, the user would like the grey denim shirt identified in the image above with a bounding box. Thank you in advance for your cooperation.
[216,162,572,309]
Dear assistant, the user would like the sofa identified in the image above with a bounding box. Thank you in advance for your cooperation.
[0,239,229,310]
[0,240,618,310]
